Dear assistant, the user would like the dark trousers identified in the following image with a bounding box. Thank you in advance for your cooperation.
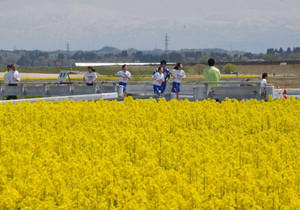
[6,84,17,100]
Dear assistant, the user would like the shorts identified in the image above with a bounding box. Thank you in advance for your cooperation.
[119,82,127,91]
[161,81,167,93]
[171,82,180,93]
[153,85,162,94]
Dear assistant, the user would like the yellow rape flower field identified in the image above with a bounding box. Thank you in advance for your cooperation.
[0,97,299,209]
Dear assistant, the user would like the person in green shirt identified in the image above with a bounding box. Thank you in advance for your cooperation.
[204,58,221,87]
[3,65,11,81]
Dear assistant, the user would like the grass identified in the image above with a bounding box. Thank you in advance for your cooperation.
[218,64,300,76]
[1,64,300,75]
[0,64,299,88]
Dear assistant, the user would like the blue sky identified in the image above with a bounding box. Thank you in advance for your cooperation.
[1,0,300,53]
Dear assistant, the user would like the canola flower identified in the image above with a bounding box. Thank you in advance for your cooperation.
[0,97,299,209]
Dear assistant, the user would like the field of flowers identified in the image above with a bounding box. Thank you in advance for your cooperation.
[0,97,299,209]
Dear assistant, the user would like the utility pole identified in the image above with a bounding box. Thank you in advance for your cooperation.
[66,42,70,67]
[164,34,169,53]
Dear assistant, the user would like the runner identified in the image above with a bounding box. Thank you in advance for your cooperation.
[170,63,186,100]
[115,64,132,97]
[83,66,97,86]
[153,60,170,93]
[152,66,165,98]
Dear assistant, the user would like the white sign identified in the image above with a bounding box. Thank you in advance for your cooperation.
[57,71,69,83]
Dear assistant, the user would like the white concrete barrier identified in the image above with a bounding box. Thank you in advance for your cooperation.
[0,93,118,104]
[0,82,122,99]
[1,81,299,102]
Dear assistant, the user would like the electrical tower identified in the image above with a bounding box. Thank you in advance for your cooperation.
[164,34,169,52]
[66,42,70,67]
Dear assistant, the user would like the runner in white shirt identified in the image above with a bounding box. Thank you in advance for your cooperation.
[170,63,186,100]
[152,66,165,97]
[83,66,97,85]
[152,60,170,93]
[115,64,132,97]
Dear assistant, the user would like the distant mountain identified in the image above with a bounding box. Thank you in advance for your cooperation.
[93,47,246,56]
[98,46,121,54]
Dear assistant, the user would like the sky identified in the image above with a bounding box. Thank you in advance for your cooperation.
[0,0,300,53]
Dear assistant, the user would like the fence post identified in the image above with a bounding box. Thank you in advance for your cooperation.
[20,84,25,99]
[204,83,209,99]
[265,86,274,101]
[95,83,100,93]
[113,83,117,92]
[256,83,262,100]
[45,85,50,97]
[193,86,196,101]
[117,85,123,97]
[43,84,47,97]
[0,85,3,100]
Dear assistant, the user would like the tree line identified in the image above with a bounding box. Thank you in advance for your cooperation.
[0,46,300,67]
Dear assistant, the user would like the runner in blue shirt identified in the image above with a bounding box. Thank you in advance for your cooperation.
[153,60,170,93]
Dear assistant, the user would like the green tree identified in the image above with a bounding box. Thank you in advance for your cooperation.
[287,54,297,60]
[234,57,240,62]
[199,56,209,64]
[57,53,65,59]
[263,54,276,61]
[221,57,228,63]
[119,50,128,57]
[185,57,195,63]
[241,56,249,62]
[223,64,236,74]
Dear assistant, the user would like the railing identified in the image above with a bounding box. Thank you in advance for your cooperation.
[201,81,262,100]
[125,81,270,101]
[0,93,119,104]
[274,89,300,99]
[1,81,299,103]
[0,82,123,99]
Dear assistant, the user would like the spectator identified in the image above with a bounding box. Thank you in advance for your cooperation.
[83,66,97,86]
[3,65,11,81]
[11,64,21,82]
[115,64,132,97]
[260,73,273,87]
[204,58,221,87]
[6,63,20,100]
